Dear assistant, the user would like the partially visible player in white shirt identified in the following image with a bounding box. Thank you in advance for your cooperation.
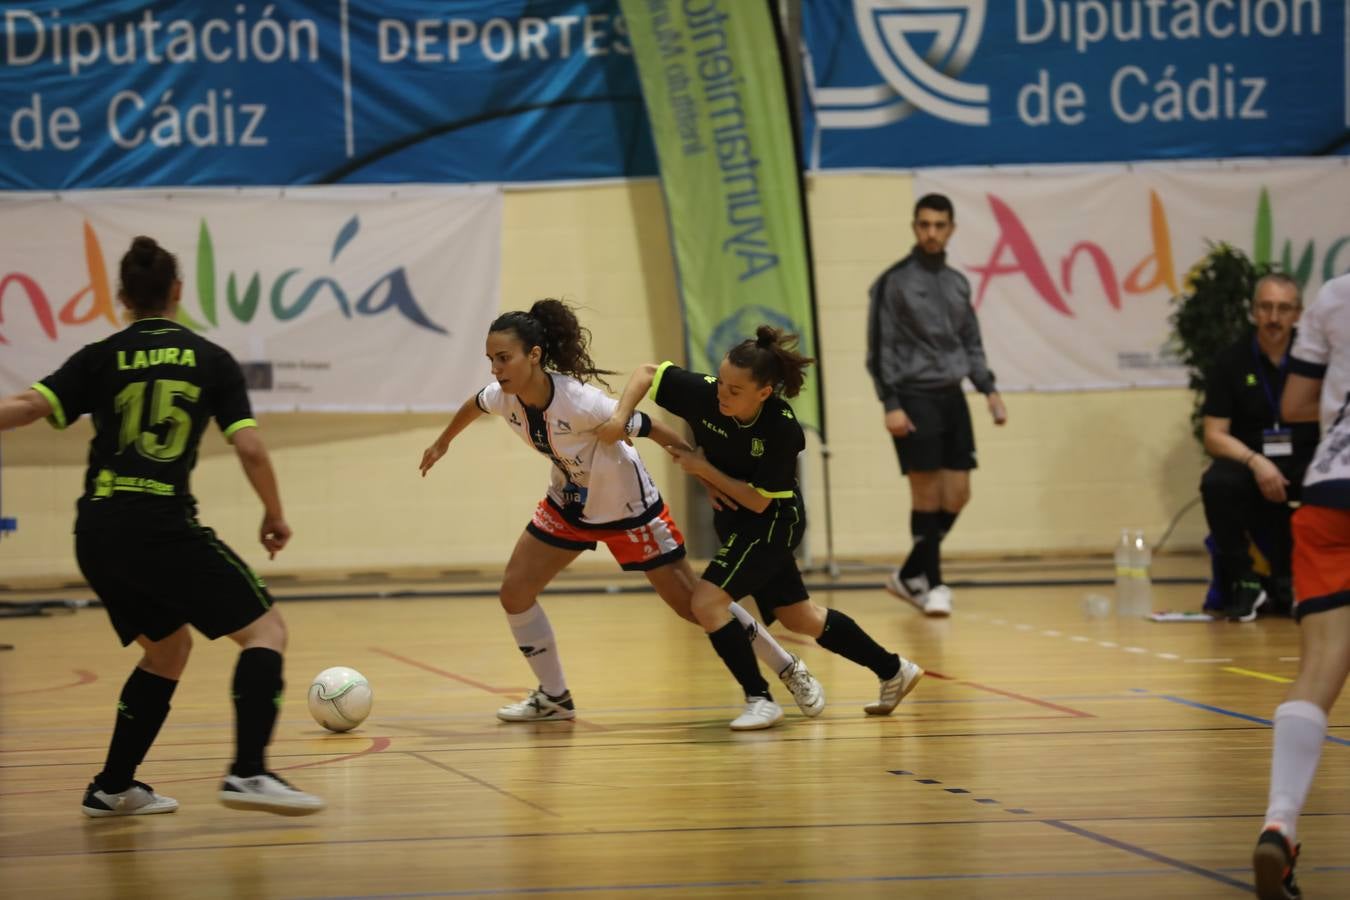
[1253,272,1350,900]
[419,299,822,727]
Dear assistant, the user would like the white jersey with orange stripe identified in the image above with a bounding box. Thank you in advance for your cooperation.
[476,373,662,527]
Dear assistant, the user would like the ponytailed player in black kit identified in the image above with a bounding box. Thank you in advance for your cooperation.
[0,237,321,817]
[602,326,924,730]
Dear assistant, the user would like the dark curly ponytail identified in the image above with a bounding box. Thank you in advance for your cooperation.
[488,299,616,389]
[119,236,179,315]
[725,325,814,398]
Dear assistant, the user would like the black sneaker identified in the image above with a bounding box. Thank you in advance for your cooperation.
[1227,577,1268,622]
[1252,827,1301,899]
[1265,576,1295,617]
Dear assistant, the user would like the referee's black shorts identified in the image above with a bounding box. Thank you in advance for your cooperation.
[76,518,274,646]
[892,386,977,474]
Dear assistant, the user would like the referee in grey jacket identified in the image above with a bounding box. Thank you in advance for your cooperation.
[866,193,1007,616]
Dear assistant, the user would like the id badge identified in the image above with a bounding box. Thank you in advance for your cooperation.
[1262,428,1293,458]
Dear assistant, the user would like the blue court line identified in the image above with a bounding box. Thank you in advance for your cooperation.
[1154,693,1350,746]
[1043,820,1251,892]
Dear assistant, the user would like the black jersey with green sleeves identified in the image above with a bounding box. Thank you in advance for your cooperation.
[649,361,806,543]
[32,318,256,526]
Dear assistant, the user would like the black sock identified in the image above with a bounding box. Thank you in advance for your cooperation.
[816,609,901,680]
[901,510,942,582]
[708,619,771,700]
[95,667,178,793]
[231,647,283,778]
[937,510,958,539]
[932,510,959,585]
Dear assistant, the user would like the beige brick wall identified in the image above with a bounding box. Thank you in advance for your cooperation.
[0,175,1209,581]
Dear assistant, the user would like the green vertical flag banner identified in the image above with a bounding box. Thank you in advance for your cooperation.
[620,0,823,436]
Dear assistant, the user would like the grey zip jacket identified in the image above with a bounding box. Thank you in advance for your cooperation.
[866,247,997,412]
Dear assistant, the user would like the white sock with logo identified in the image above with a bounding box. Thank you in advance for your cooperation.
[1264,700,1328,841]
[729,602,793,676]
[506,604,567,698]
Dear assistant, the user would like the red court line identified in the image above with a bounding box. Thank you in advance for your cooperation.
[368,647,609,732]
[956,681,1093,718]
[916,670,1092,718]
[0,669,98,696]
[368,647,523,695]
[276,735,391,773]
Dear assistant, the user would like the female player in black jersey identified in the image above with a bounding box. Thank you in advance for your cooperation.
[420,300,822,727]
[0,237,322,817]
[600,326,924,729]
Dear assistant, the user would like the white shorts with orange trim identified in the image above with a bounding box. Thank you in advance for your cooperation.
[526,499,686,571]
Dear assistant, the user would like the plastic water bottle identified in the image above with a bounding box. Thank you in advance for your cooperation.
[1114,529,1134,613]
[1130,529,1153,616]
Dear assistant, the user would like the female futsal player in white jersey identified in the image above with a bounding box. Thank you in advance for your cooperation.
[419,299,822,727]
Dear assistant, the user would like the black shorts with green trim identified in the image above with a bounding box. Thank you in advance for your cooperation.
[701,532,809,626]
[76,518,274,646]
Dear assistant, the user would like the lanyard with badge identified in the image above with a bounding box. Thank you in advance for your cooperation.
[1252,336,1293,458]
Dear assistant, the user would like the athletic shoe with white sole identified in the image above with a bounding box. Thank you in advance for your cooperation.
[81,780,178,818]
[778,655,825,717]
[497,688,576,722]
[729,696,784,731]
[885,569,930,612]
[923,584,953,617]
[864,659,925,716]
[220,772,324,816]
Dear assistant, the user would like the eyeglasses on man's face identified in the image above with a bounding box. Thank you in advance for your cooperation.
[1253,301,1299,317]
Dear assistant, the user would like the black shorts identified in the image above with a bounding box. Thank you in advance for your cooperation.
[701,532,810,626]
[76,519,274,646]
[892,386,977,474]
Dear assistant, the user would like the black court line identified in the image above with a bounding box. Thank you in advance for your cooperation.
[406,751,560,818]
[1044,819,1251,893]
[8,812,1328,865]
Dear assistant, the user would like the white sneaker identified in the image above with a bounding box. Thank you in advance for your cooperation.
[496,688,576,722]
[864,659,925,716]
[220,772,324,816]
[81,780,178,818]
[885,569,930,612]
[778,655,825,717]
[923,584,953,617]
[729,696,784,731]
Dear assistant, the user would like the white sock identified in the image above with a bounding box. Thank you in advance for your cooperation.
[729,602,793,676]
[506,604,567,698]
[1264,700,1328,841]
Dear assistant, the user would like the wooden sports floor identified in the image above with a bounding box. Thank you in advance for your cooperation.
[2,560,1347,899]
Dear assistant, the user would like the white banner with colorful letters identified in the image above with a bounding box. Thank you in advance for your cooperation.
[914,158,1350,391]
[0,185,501,410]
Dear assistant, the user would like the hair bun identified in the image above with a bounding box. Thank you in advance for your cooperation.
[130,236,159,263]
[755,329,775,349]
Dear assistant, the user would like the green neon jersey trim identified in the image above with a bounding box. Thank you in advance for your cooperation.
[30,382,67,429]
[748,484,794,499]
[648,360,676,402]
[222,418,258,440]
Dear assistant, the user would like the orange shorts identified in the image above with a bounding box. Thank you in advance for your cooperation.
[1291,504,1350,621]
[526,499,686,571]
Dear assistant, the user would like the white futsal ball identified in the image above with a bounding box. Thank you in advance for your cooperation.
[307,666,373,732]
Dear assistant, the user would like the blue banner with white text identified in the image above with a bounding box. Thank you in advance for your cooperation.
[802,0,1349,169]
[0,0,655,189]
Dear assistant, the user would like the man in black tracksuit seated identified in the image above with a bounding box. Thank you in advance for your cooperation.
[1200,272,1317,621]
